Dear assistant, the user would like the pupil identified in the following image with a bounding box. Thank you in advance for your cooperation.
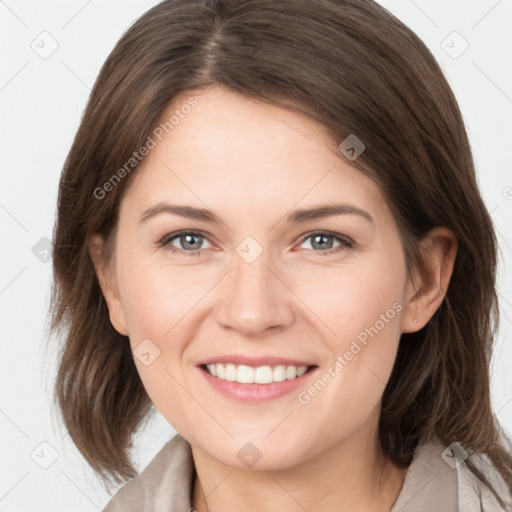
[184,234,201,250]
[313,235,331,250]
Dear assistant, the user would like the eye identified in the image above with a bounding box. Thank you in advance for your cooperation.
[160,230,212,255]
[298,231,354,255]
[158,230,354,257]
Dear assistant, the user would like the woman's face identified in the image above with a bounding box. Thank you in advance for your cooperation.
[100,86,418,470]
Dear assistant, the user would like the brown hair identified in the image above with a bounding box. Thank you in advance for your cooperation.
[47,0,512,504]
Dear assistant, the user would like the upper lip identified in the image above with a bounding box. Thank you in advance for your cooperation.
[197,355,317,368]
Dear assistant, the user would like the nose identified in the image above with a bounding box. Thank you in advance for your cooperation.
[215,251,295,337]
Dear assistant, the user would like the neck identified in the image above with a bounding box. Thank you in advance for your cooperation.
[190,423,407,512]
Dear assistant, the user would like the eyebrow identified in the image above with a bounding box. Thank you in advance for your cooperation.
[139,202,374,225]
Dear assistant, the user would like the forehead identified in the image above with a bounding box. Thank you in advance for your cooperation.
[120,86,391,227]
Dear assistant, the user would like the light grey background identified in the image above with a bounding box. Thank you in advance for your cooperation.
[1,1,511,510]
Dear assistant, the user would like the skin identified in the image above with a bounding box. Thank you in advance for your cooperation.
[90,85,457,512]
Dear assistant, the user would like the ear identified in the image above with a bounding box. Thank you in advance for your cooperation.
[88,234,129,336]
[401,227,458,333]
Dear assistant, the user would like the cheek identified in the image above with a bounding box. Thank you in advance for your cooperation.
[117,252,209,340]
[114,254,208,430]
[303,250,405,411]
[307,249,405,347]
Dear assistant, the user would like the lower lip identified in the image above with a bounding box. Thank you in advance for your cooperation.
[198,365,318,402]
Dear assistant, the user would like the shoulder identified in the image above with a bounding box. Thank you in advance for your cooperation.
[391,434,512,512]
[102,433,195,512]
[457,429,512,511]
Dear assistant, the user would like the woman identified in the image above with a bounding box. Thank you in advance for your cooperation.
[49,0,512,510]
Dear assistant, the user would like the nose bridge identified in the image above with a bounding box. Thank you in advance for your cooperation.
[216,243,294,335]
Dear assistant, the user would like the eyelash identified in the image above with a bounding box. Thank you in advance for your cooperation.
[158,230,355,257]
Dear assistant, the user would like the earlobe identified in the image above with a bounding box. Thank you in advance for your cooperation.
[88,234,129,336]
[401,227,458,333]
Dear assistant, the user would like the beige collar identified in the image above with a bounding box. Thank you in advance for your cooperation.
[103,433,511,511]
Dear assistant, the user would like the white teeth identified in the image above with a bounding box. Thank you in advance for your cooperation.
[296,366,308,377]
[205,363,310,384]
[225,363,237,382]
[272,365,287,382]
[254,365,273,384]
[237,365,254,383]
[286,366,297,380]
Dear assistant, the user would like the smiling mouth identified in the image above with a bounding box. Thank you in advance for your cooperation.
[200,363,317,384]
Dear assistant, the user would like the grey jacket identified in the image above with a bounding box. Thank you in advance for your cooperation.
[103,434,512,511]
